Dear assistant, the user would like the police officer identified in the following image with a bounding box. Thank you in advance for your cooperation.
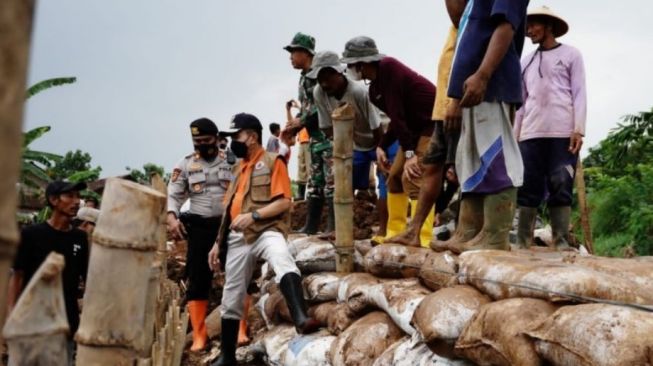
[167,118,232,352]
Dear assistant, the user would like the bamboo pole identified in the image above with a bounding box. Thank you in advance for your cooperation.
[0,0,35,331]
[3,253,69,365]
[575,159,594,253]
[75,178,166,365]
[331,103,355,273]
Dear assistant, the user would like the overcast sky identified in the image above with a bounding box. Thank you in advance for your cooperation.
[24,0,653,179]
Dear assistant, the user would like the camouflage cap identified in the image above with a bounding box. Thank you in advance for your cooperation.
[340,36,386,64]
[283,32,316,55]
[306,51,346,79]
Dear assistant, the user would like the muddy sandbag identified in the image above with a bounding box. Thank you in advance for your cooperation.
[355,239,374,256]
[455,298,557,366]
[364,244,431,278]
[206,306,222,340]
[308,301,338,327]
[257,292,292,329]
[259,324,297,366]
[458,250,653,305]
[285,329,336,366]
[561,253,653,289]
[329,311,404,366]
[304,272,346,302]
[374,336,472,366]
[289,236,336,274]
[525,304,653,366]
[327,303,359,335]
[337,273,382,313]
[360,278,430,335]
[419,251,459,291]
[412,286,490,348]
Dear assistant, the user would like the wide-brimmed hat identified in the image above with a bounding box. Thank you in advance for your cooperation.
[306,51,347,79]
[340,36,386,64]
[283,32,316,55]
[527,6,569,37]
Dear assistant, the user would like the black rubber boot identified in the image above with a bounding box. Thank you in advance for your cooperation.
[280,273,321,334]
[296,197,324,235]
[318,199,336,240]
[212,318,239,366]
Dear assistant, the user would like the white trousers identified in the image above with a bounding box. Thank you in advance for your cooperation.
[220,231,299,320]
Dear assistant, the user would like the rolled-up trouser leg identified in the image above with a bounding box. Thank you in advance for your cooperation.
[221,232,257,321]
[186,223,220,301]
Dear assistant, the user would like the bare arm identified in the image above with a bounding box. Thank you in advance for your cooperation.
[445,0,467,28]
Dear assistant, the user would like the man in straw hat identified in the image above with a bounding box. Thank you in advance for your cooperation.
[341,36,438,247]
[514,6,586,249]
[437,0,529,253]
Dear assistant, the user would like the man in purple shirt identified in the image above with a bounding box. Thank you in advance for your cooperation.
[437,0,529,253]
[514,6,586,249]
[341,36,437,247]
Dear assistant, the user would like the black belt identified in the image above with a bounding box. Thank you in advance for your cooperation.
[179,213,221,229]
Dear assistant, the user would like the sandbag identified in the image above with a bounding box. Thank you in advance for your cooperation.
[327,303,359,335]
[329,311,404,366]
[364,244,431,278]
[412,286,490,347]
[304,272,346,302]
[284,330,335,366]
[419,251,458,291]
[561,253,653,289]
[355,239,374,256]
[289,236,336,274]
[308,301,338,327]
[374,336,472,366]
[257,292,292,329]
[260,324,297,366]
[525,304,653,366]
[458,250,653,305]
[337,273,382,313]
[359,278,430,335]
[455,298,557,366]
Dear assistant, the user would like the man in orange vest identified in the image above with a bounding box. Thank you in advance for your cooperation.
[208,113,319,366]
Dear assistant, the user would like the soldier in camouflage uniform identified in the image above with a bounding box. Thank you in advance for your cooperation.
[283,32,335,235]
[166,118,233,352]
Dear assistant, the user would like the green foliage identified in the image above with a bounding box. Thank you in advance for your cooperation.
[582,108,653,256]
[49,150,102,183]
[21,126,62,188]
[126,163,170,185]
[26,77,77,99]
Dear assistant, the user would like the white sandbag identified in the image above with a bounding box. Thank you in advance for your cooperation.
[260,324,297,366]
[289,236,337,273]
[374,336,472,366]
[284,330,335,366]
[304,272,346,302]
[561,252,653,289]
[257,292,291,330]
[337,273,381,313]
[361,278,430,335]
[364,244,431,278]
[329,311,404,366]
[412,286,490,347]
[419,251,459,291]
[525,304,653,366]
[455,298,557,366]
[355,239,374,256]
[458,250,653,305]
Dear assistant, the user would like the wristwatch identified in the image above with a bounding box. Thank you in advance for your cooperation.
[252,210,262,221]
[405,150,416,159]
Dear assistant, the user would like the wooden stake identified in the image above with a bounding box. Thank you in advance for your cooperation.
[331,103,355,273]
[575,159,594,253]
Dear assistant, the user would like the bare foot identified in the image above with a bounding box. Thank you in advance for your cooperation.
[385,229,421,247]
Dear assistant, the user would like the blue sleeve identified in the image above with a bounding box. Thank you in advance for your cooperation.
[491,0,528,30]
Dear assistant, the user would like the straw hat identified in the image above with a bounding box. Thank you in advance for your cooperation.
[527,6,569,37]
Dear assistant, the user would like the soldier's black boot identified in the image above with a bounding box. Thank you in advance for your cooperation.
[212,318,239,366]
[296,196,324,235]
[296,183,307,201]
[280,273,321,334]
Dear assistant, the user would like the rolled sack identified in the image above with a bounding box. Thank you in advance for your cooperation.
[364,244,431,279]
[455,298,557,366]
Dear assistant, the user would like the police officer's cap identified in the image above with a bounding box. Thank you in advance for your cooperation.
[220,113,263,136]
[190,118,219,136]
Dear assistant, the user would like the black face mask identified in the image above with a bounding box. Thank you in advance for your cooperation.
[230,140,248,159]
[218,143,228,150]
[194,143,217,159]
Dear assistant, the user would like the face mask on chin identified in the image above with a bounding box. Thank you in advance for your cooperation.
[347,65,363,81]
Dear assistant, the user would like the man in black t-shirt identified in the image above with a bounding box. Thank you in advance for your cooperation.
[8,181,90,335]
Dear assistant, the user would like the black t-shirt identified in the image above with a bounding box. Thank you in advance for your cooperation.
[14,222,89,333]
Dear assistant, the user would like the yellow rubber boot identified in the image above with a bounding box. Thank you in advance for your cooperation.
[188,300,208,352]
[385,192,409,239]
[415,203,435,248]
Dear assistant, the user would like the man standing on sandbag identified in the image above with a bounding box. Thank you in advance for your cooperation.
[308,51,382,204]
[341,36,437,247]
[208,113,320,366]
[282,32,336,236]
[167,118,233,352]
[441,0,529,252]
[514,6,586,249]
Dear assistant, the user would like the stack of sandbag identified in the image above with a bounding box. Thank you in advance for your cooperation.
[458,249,653,305]
[419,250,459,291]
[363,244,431,278]
[288,235,372,274]
[374,336,473,366]
[285,329,336,366]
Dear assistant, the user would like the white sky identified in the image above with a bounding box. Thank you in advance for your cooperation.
[24,0,653,178]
